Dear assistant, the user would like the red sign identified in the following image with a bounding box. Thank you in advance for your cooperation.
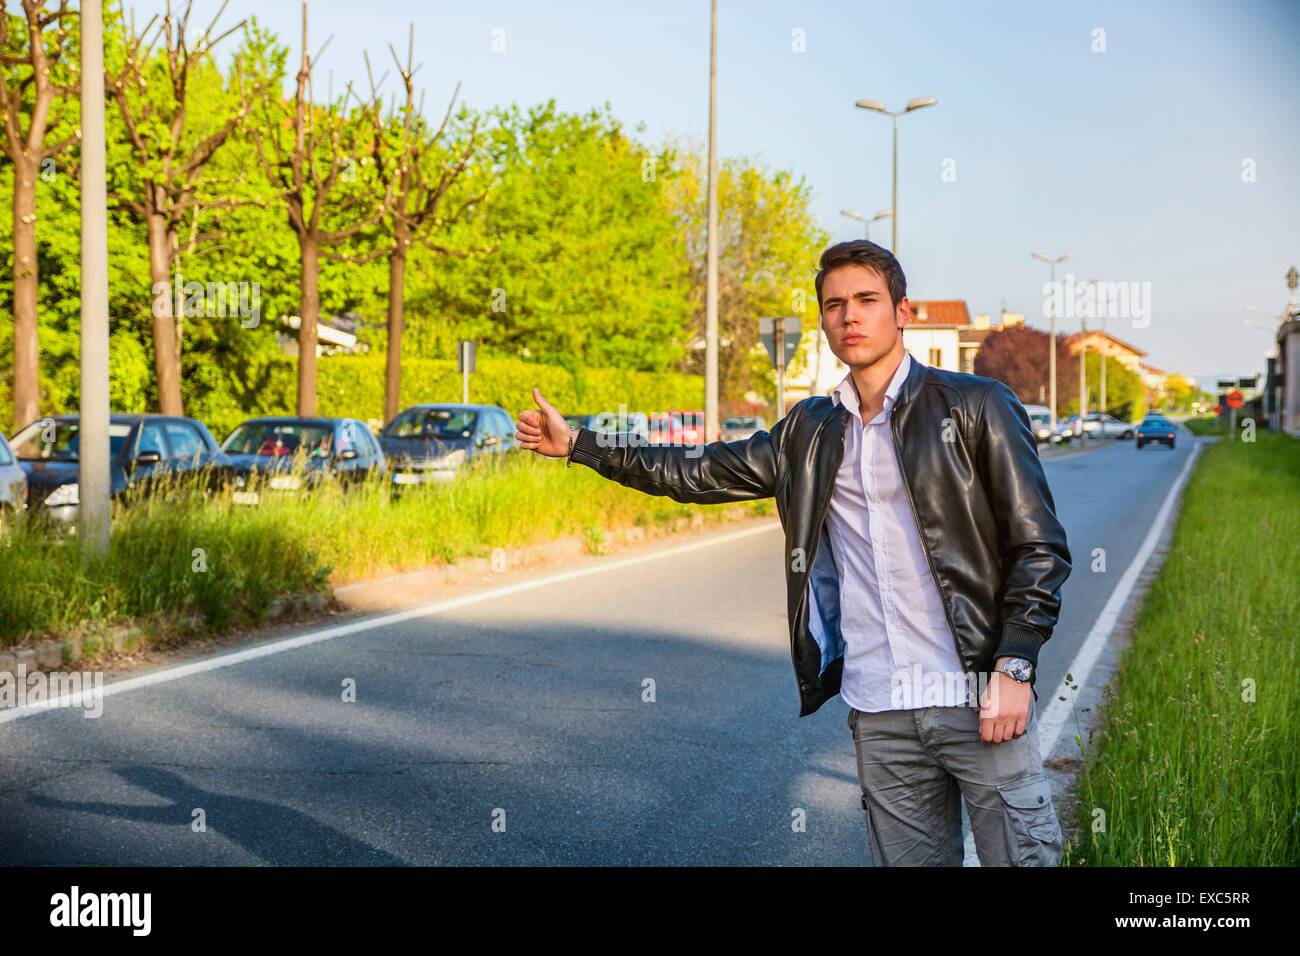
[1226,391,1244,409]
[1212,403,1223,415]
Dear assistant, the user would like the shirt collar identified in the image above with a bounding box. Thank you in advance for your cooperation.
[831,351,913,424]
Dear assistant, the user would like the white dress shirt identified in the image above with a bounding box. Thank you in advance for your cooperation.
[827,352,968,712]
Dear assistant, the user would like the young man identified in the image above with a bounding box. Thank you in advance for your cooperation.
[514,240,1072,866]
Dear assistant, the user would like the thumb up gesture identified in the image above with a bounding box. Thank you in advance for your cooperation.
[515,387,572,458]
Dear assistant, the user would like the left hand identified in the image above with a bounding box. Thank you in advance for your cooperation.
[979,670,1032,744]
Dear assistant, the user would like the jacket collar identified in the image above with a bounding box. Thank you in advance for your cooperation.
[830,351,913,424]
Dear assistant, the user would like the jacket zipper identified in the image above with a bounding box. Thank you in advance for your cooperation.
[889,406,968,678]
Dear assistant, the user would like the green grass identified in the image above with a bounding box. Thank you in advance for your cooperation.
[1062,433,1300,866]
[1183,415,1227,436]
[0,451,772,647]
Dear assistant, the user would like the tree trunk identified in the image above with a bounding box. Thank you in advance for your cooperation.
[146,188,184,415]
[297,234,319,417]
[10,154,40,430]
[383,226,408,424]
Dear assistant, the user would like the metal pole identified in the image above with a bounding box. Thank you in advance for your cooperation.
[775,317,786,418]
[462,342,468,404]
[704,0,720,440]
[891,112,898,253]
[1100,310,1107,416]
[1049,261,1057,435]
[79,0,111,556]
[1079,316,1087,436]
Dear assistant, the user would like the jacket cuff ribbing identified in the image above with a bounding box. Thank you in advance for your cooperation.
[995,623,1047,669]
[568,427,608,470]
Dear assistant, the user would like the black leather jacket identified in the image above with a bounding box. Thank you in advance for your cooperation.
[569,359,1072,716]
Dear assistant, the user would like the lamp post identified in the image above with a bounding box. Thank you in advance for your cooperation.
[1032,252,1076,434]
[854,97,937,254]
[840,208,893,243]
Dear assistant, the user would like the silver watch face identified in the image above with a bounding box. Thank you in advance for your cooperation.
[1001,658,1033,682]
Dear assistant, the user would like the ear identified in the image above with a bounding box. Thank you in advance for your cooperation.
[896,296,911,328]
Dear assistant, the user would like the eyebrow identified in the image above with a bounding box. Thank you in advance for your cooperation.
[823,289,881,305]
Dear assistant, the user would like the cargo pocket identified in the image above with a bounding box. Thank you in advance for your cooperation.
[996,773,1062,866]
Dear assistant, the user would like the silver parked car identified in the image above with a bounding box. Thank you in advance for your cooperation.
[0,431,27,533]
[721,416,767,441]
[1081,413,1135,439]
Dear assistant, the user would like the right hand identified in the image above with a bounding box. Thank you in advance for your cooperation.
[515,387,572,458]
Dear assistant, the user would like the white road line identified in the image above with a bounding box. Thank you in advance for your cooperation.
[963,439,1204,865]
[0,520,781,724]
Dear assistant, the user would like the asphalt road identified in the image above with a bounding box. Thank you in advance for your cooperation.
[0,427,1204,865]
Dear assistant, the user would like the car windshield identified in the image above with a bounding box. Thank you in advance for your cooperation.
[1028,413,1049,426]
[223,422,334,458]
[1142,417,1172,427]
[722,418,743,429]
[10,420,133,461]
[590,412,646,433]
[383,408,477,439]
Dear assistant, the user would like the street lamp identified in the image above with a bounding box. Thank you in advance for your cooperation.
[855,97,937,253]
[840,207,894,243]
[1032,252,1076,433]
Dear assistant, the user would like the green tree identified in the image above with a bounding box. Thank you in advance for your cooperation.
[408,100,690,373]
[664,148,828,402]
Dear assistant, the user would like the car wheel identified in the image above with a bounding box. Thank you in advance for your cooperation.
[1136,440,1144,449]
[1122,430,1133,439]
[1169,439,1176,449]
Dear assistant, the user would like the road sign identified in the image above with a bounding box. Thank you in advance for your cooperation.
[759,316,801,369]
[1237,377,1256,389]
[1212,403,1223,415]
[759,316,802,420]
[1226,391,1244,409]
[1216,380,1235,390]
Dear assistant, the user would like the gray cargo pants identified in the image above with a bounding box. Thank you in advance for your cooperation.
[847,696,1063,866]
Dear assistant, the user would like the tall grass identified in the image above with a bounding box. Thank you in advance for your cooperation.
[0,450,771,646]
[1063,434,1299,865]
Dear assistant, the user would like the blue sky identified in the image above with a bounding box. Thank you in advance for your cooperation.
[130,0,1299,387]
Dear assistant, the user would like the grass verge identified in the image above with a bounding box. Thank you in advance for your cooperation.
[0,450,773,647]
[1062,433,1299,865]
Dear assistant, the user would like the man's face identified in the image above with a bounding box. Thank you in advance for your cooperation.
[819,264,908,369]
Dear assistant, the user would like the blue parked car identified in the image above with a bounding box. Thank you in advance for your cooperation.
[220,417,388,503]
[8,413,233,527]
[379,403,519,485]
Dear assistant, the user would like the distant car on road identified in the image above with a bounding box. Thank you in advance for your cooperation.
[1136,415,1176,449]
[380,403,518,485]
[583,410,652,444]
[220,417,387,503]
[0,431,27,533]
[721,416,767,441]
[9,413,232,527]
[1022,404,1072,445]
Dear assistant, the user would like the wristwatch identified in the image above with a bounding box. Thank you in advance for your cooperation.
[994,657,1034,682]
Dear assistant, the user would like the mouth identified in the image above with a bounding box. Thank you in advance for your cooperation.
[842,334,865,345]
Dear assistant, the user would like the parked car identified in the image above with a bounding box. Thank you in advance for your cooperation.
[648,413,685,444]
[583,410,651,444]
[220,417,387,503]
[9,413,233,527]
[1136,415,1176,449]
[1022,404,1072,445]
[0,431,27,533]
[1080,413,1135,439]
[721,416,767,441]
[380,403,518,485]
[666,409,707,444]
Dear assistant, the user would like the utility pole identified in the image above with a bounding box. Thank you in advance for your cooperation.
[1032,252,1075,434]
[704,0,719,440]
[79,0,110,555]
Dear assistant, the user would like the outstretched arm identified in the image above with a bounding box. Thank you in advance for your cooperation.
[515,388,787,505]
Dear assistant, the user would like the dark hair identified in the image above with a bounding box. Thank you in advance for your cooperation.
[814,240,907,312]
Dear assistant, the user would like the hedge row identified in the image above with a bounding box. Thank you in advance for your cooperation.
[189,353,708,441]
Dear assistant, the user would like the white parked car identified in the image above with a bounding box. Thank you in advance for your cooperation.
[1022,404,1072,445]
